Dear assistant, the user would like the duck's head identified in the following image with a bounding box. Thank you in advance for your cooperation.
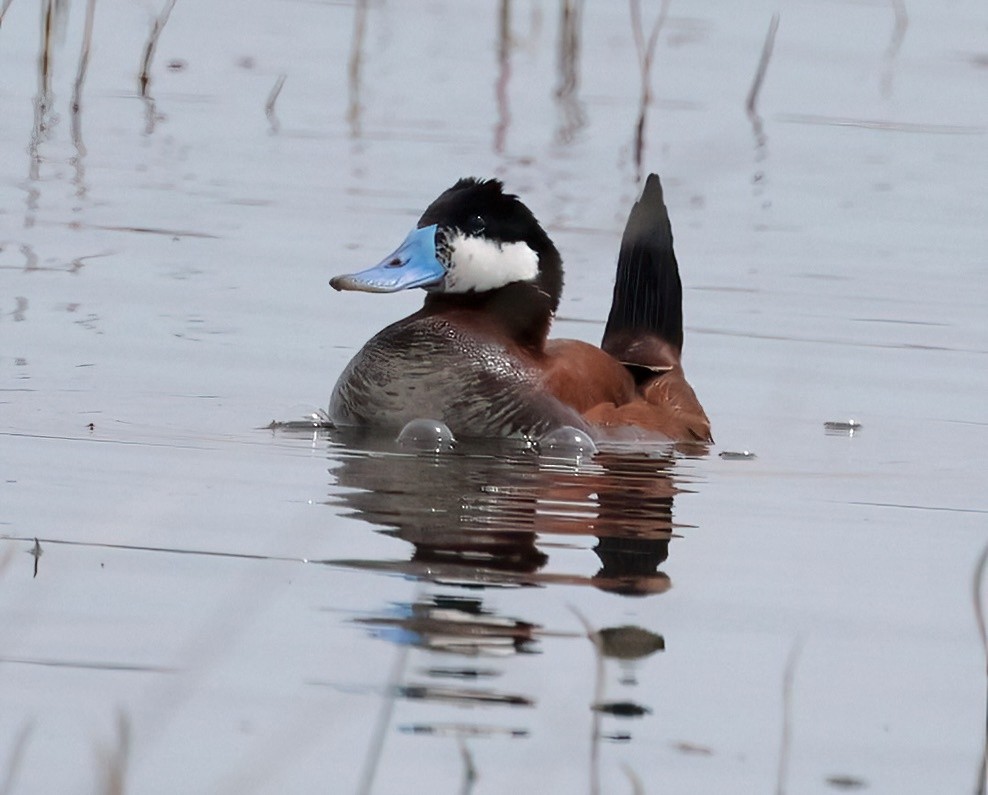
[331,178,563,314]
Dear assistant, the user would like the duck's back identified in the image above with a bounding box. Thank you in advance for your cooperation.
[329,315,588,438]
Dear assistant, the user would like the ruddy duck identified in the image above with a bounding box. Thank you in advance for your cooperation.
[329,174,711,443]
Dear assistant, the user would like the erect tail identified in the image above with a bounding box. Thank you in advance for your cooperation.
[601,174,684,373]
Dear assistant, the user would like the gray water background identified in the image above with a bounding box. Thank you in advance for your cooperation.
[2,1,987,792]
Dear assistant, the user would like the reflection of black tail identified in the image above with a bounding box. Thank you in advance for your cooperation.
[602,174,684,363]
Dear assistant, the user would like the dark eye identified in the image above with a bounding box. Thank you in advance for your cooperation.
[463,215,486,234]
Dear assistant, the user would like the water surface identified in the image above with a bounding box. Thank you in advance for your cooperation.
[2,1,987,793]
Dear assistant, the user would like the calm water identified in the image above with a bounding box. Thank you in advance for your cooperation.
[2,1,987,793]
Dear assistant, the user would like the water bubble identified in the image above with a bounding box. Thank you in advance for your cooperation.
[538,426,597,459]
[397,418,455,453]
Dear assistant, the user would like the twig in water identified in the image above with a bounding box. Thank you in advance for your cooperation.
[0,721,33,795]
[356,581,416,795]
[554,0,586,145]
[775,637,802,795]
[30,537,42,578]
[30,0,65,156]
[0,540,16,576]
[96,711,131,795]
[138,0,176,134]
[347,0,368,136]
[620,763,645,795]
[881,0,908,98]
[71,0,97,153]
[492,0,512,154]
[39,0,56,97]
[975,543,988,676]
[628,0,671,181]
[265,74,286,134]
[0,0,17,27]
[746,12,780,148]
[457,737,478,795]
[973,543,988,795]
[138,0,176,98]
[569,605,604,795]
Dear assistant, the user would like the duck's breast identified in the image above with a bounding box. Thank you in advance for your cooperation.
[330,316,588,438]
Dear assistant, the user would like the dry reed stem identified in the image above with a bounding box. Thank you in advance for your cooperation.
[265,74,286,134]
[975,543,988,674]
[72,0,97,114]
[457,737,478,795]
[881,0,908,98]
[628,0,671,180]
[70,0,96,154]
[347,0,368,135]
[974,543,988,794]
[96,712,131,795]
[29,0,64,157]
[356,592,414,795]
[0,0,16,27]
[39,0,55,97]
[555,0,583,100]
[775,637,802,795]
[620,763,645,795]
[629,0,668,88]
[569,605,604,795]
[138,0,176,97]
[0,540,16,575]
[493,0,512,154]
[554,0,586,144]
[0,721,33,795]
[746,12,780,121]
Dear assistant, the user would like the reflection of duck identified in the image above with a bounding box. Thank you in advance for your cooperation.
[595,625,665,687]
[329,174,711,442]
[358,595,541,658]
[314,435,702,760]
[323,429,699,597]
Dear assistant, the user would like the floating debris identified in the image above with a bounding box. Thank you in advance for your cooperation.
[422,667,500,680]
[824,419,863,434]
[399,723,528,739]
[591,700,652,718]
[30,538,43,578]
[265,411,334,431]
[719,450,756,460]
[825,773,868,790]
[398,684,533,707]
[672,740,714,756]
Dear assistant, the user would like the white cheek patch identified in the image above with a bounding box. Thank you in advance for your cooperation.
[444,232,539,293]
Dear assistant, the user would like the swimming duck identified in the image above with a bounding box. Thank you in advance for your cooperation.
[329,174,711,443]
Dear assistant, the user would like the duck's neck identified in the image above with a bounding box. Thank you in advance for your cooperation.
[422,281,556,350]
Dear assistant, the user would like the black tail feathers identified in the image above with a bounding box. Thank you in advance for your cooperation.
[601,174,684,365]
